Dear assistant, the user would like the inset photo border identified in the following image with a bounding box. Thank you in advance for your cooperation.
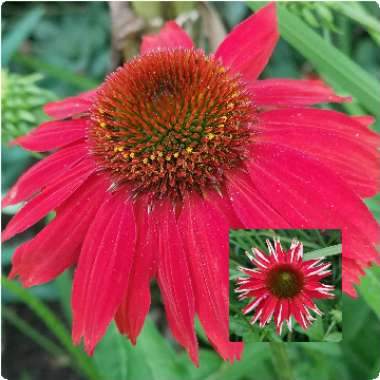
[229,229,341,342]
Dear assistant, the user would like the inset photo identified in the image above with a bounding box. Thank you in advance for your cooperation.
[229,229,341,343]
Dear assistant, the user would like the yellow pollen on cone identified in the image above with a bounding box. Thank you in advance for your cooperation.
[173,152,179,158]
[186,146,193,154]
[114,146,124,152]
[207,133,215,140]
[143,158,149,164]
[129,152,135,158]
[100,122,107,128]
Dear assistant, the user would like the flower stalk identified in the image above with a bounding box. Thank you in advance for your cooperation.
[269,342,294,380]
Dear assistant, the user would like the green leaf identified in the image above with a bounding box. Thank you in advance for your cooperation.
[323,332,342,342]
[357,264,380,318]
[177,350,221,380]
[205,343,272,380]
[126,318,188,380]
[304,244,341,260]
[247,2,380,116]
[2,7,44,66]
[93,322,129,380]
[342,295,380,379]
[331,2,380,45]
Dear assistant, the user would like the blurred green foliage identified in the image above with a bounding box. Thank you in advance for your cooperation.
[1,2,380,380]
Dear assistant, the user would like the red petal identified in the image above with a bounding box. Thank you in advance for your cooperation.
[255,108,380,197]
[115,194,158,344]
[226,169,289,228]
[155,199,198,365]
[202,187,243,229]
[12,119,89,152]
[247,143,380,295]
[2,159,96,242]
[215,3,278,81]
[140,21,194,55]
[43,90,96,119]
[72,191,136,354]
[3,143,88,208]
[259,296,278,326]
[8,175,109,286]
[342,258,365,297]
[179,192,242,363]
[250,79,350,106]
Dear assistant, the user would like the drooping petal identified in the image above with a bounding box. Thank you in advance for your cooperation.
[43,90,96,119]
[9,175,109,287]
[72,190,136,354]
[155,199,198,365]
[247,142,380,294]
[140,21,194,55]
[215,3,278,82]
[226,169,289,228]
[179,191,242,363]
[115,193,158,344]
[2,159,96,242]
[3,143,88,207]
[250,79,350,106]
[255,108,380,197]
[12,119,89,152]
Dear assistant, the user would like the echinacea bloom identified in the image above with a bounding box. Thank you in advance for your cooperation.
[236,239,334,334]
[2,3,379,364]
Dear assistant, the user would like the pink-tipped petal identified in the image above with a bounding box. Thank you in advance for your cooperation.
[43,90,96,119]
[351,115,375,127]
[155,199,198,365]
[247,142,380,295]
[115,194,158,344]
[2,143,88,208]
[215,3,278,81]
[250,79,351,106]
[9,175,109,286]
[72,191,136,354]
[179,191,242,362]
[255,108,380,198]
[140,21,194,55]
[13,119,89,152]
[2,159,96,242]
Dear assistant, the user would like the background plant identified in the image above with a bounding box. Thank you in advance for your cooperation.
[1,2,379,380]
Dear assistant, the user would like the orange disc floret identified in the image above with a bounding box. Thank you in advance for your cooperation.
[88,49,254,199]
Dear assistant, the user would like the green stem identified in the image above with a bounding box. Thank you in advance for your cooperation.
[269,342,294,380]
[2,276,100,380]
[3,307,64,357]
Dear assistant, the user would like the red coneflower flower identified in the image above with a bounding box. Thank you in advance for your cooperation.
[236,239,335,334]
[2,3,379,364]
